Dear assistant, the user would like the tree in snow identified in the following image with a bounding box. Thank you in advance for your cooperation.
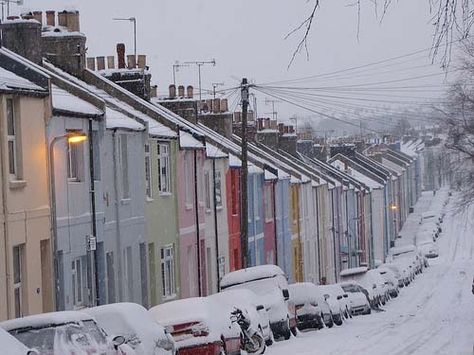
[289,0,474,68]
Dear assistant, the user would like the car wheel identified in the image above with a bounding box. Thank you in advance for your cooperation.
[334,314,343,326]
[282,319,291,340]
[347,307,353,318]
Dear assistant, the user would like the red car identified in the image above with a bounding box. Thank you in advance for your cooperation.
[149,297,241,355]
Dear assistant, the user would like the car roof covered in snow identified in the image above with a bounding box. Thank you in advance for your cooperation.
[288,283,321,303]
[390,244,416,256]
[1,311,94,332]
[220,265,285,289]
[149,297,213,327]
[0,327,31,354]
[340,266,368,277]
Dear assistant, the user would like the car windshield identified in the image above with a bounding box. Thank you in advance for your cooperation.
[10,320,109,354]
[228,278,279,297]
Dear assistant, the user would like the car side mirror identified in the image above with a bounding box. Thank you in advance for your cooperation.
[256,305,265,311]
[112,335,126,349]
[282,289,290,301]
[337,295,342,300]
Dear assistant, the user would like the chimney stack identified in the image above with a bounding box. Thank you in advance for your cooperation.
[58,10,67,27]
[32,11,43,25]
[87,57,96,71]
[1,18,42,64]
[20,12,33,20]
[178,85,185,97]
[257,118,264,131]
[127,54,136,69]
[46,10,55,26]
[137,55,146,69]
[150,85,158,98]
[117,43,126,69]
[213,98,221,113]
[289,125,294,134]
[169,84,176,99]
[187,85,194,98]
[66,10,80,32]
[107,56,115,69]
[96,56,105,71]
[221,98,228,112]
[278,123,285,134]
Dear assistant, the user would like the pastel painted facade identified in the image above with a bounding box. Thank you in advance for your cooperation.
[226,166,241,272]
[263,179,277,265]
[290,182,304,282]
[274,177,292,280]
[247,170,265,267]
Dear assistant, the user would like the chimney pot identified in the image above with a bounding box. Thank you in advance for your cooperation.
[58,10,67,27]
[169,84,176,99]
[66,10,80,32]
[137,54,146,69]
[264,118,270,129]
[107,55,115,69]
[46,11,55,26]
[187,85,194,98]
[21,12,34,20]
[284,126,289,134]
[213,98,221,113]
[7,16,19,20]
[178,85,185,97]
[289,125,294,134]
[32,11,42,24]
[96,56,106,71]
[86,57,96,71]
[257,118,264,131]
[127,54,137,69]
[270,120,277,130]
[221,98,228,112]
[278,123,285,134]
[116,43,126,69]
[150,85,158,98]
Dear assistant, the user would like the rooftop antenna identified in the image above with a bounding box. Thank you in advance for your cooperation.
[172,61,190,86]
[264,98,280,120]
[211,82,224,99]
[183,59,216,101]
[113,17,137,61]
[2,0,24,21]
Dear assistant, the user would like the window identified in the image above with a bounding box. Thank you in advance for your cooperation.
[184,151,192,205]
[231,172,239,215]
[139,243,149,308]
[197,155,203,203]
[264,184,274,221]
[120,134,130,199]
[161,245,176,298]
[6,99,18,179]
[254,175,260,220]
[106,252,116,303]
[204,171,211,210]
[124,247,133,300]
[92,131,101,181]
[13,244,25,317]
[145,143,152,198]
[215,171,222,208]
[67,140,83,181]
[158,143,171,193]
[71,257,85,307]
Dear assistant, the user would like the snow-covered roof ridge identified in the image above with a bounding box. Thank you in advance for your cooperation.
[0,311,95,331]
[0,66,44,92]
[106,107,145,131]
[220,264,286,289]
[52,85,103,117]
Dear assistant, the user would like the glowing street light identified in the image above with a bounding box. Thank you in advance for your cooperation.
[67,132,88,144]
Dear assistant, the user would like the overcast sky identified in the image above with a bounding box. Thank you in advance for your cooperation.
[15,0,450,127]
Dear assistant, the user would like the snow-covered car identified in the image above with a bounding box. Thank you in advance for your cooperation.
[149,297,241,355]
[417,240,439,258]
[288,283,324,331]
[342,289,371,316]
[339,281,373,314]
[376,268,399,298]
[419,221,441,239]
[319,284,351,319]
[340,267,384,307]
[83,302,175,354]
[211,289,272,346]
[366,270,389,305]
[0,327,37,355]
[421,210,442,225]
[1,311,126,355]
[378,263,405,288]
[220,265,297,340]
[317,285,345,326]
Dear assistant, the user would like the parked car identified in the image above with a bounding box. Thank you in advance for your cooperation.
[288,283,325,331]
[319,284,351,319]
[211,289,272,346]
[317,285,345,326]
[149,297,241,355]
[378,263,405,288]
[1,311,126,355]
[84,302,175,354]
[376,268,399,298]
[339,281,372,314]
[340,267,384,307]
[0,327,37,355]
[417,239,439,258]
[220,265,296,340]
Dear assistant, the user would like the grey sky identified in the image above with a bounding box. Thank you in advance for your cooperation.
[15,0,449,127]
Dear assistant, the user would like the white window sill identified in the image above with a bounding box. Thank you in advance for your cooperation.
[159,191,172,197]
[265,218,274,223]
[9,180,26,190]
[67,178,82,184]
[185,203,193,210]
[216,205,223,211]
[146,197,154,203]
[121,198,131,205]
[162,293,177,302]
[206,208,212,214]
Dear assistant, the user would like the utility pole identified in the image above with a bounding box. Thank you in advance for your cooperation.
[240,78,249,269]
[184,59,216,101]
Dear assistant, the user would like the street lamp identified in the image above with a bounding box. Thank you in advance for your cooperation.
[113,17,137,61]
[49,131,87,310]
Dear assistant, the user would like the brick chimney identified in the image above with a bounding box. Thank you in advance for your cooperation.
[117,43,126,69]
[178,85,185,97]
[46,10,55,26]
[1,18,42,64]
[279,123,298,156]
[187,85,194,98]
[169,84,176,99]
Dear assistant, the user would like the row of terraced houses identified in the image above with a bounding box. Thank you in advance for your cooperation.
[0,10,438,320]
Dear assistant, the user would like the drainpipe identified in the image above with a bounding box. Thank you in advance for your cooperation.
[112,130,123,301]
[272,181,278,266]
[315,187,321,283]
[345,192,350,269]
[331,191,337,282]
[369,193,375,269]
[88,119,99,306]
[0,115,11,317]
[194,150,202,297]
[212,159,220,292]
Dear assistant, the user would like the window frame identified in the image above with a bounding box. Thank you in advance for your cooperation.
[158,142,171,194]
[145,143,152,198]
[119,134,130,199]
[160,244,176,299]
[184,151,193,207]
[13,244,25,318]
[6,98,19,180]
[264,183,274,222]
[204,170,211,211]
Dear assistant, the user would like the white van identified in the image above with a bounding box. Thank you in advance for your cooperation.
[220,265,296,341]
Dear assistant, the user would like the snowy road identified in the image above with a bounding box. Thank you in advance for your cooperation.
[268,192,474,355]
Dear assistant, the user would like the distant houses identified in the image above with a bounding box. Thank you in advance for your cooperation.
[0,9,449,320]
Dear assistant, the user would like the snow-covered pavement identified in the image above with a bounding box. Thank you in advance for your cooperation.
[268,191,474,355]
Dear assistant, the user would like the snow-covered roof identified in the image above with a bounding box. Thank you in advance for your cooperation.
[106,107,145,131]
[265,170,278,180]
[179,130,204,149]
[331,159,383,190]
[206,142,228,159]
[0,66,44,92]
[0,311,94,331]
[52,85,103,116]
[229,153,241,167]
[288,282,320,304]
[220,265,285,289]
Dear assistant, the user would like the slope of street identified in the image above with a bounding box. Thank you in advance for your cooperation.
[269,191,474,355]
